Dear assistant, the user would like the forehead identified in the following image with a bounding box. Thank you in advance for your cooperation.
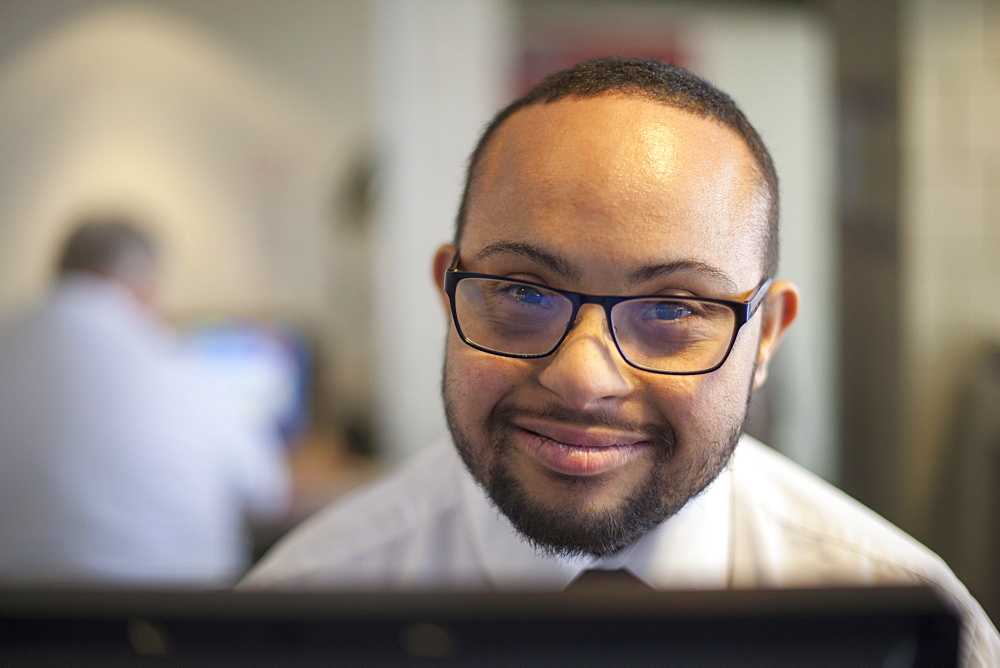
[464,96,768,291]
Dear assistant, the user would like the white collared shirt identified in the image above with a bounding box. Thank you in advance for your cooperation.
[242,435,999,666]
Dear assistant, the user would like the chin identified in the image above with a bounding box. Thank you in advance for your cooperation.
[491,447,678,557]
[442,363,749,558]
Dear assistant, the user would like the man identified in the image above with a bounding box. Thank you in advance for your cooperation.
[243,58,998,663]
[0,218,290,586]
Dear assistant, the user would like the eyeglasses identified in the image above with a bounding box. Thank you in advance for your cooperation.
[444,254,771,375]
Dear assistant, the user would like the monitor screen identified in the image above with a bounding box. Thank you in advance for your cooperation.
[179,320,311,446]
[0,585,961,666]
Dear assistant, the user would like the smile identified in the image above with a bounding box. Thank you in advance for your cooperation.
[511,417,654,477]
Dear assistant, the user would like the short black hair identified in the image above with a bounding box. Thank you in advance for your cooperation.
[455,56,779,278]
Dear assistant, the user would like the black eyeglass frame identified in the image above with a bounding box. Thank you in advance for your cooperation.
[443,253,772,376]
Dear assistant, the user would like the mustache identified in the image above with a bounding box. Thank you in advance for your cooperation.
[488,403,676,453]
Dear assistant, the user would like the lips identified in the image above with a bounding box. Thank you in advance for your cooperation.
[511,416,653,477]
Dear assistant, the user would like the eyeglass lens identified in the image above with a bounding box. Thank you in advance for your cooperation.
[454,277,737,373]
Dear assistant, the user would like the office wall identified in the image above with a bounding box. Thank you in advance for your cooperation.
[900,0,1000,612]
[900,0,1000,523]
[369,0,514,460]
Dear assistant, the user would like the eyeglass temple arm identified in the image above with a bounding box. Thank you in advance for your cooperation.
[748,279,773,318]
[446,251,461,274]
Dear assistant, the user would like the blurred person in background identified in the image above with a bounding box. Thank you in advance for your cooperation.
[242,58,998,665]
[0,217,290,587]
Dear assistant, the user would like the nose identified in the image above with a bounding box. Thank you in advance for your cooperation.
[536,304,631,409]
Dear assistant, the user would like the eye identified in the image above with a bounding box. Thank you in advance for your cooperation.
[483,280,557,311]
[644,301,694,322]
[512,285,544,305]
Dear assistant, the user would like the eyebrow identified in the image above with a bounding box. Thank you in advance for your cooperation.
[471,240,737,293]
[629,260,738,292]
[472,241,582,282]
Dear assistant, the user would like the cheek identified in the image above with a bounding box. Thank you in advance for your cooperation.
[645,356,755,442]
[445,334,527,426]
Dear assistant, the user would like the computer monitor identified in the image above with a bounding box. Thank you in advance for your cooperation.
[0,585,961,666]
[180,320,311,446]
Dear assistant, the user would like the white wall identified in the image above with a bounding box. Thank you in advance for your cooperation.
[370,0,514,460]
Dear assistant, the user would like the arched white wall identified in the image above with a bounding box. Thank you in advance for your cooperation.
[0,5,340,319]
[370,0,514,460]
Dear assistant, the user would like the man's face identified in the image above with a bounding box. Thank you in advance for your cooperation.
[436,96,791,558]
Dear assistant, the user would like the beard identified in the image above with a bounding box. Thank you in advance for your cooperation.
[443,372,750,560]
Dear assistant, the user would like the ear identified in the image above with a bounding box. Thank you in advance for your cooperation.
[432,244,458,314]
[752,280,799,389]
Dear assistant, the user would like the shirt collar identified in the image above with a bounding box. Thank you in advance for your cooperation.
[458,443,735,591]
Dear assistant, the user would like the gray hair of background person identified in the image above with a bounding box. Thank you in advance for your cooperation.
[56,217,159,293]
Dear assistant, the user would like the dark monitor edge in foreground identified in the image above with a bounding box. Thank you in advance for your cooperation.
[0,584,961,667]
